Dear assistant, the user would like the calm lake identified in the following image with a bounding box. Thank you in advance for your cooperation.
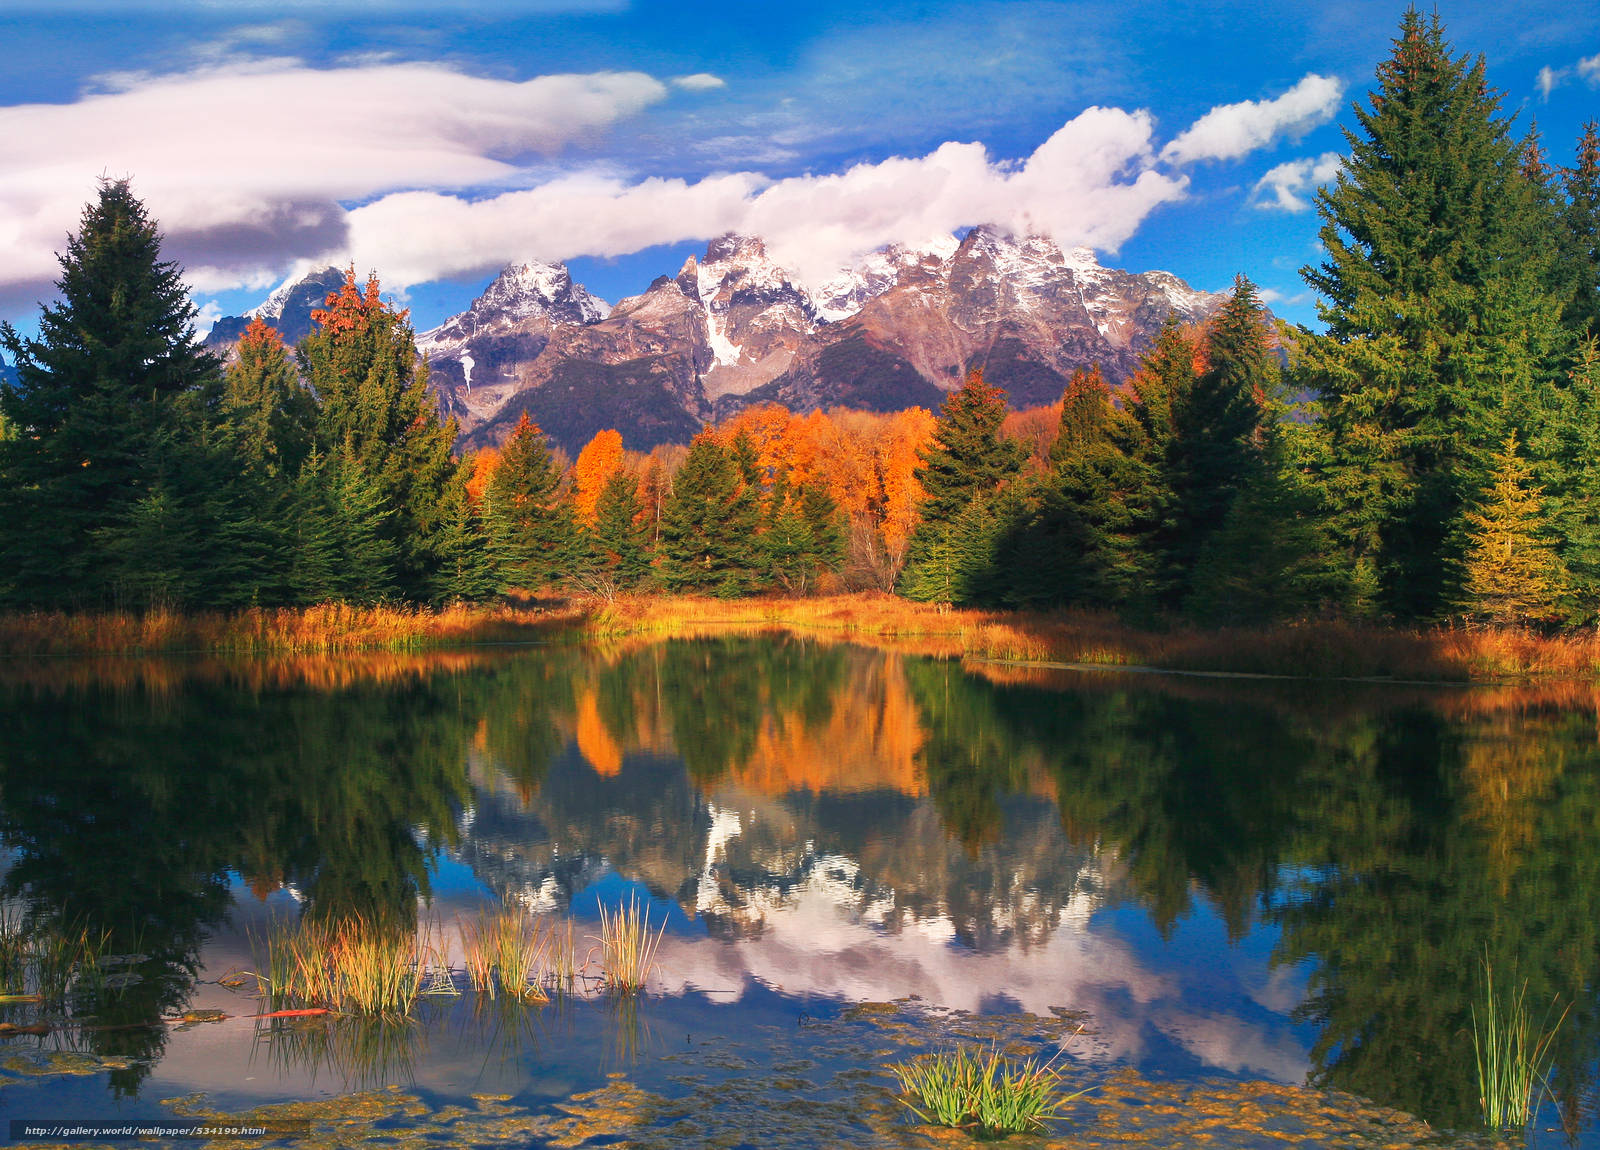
[1,635,1597,1147]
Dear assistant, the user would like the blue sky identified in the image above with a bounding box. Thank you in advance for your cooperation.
[1,0,1596,338]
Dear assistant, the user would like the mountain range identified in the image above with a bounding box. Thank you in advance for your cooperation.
[208,227,1224,455]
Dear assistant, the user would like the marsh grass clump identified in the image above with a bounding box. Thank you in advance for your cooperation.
[0,906,111,1003]
[257,915,451,1016]
[459,907,550,1002]
[889,1044,1088,1135]
[1473,959,1568,1131]
[593,898,665,995]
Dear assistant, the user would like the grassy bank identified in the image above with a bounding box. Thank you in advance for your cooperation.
[3,593,1598,682]
[584,592,1600,683]
[0,601,574,657]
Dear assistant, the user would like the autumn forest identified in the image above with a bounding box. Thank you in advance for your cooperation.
[3,12,1600,634]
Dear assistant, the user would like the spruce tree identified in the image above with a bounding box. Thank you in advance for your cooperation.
[1166,275,1275,601]
[1560,122,1600,342]
[0,179,222,606]
[1455,432,1564,625]
[1299,10,1567,619]
[588,468,651,589]
[659,433,762,596]
[220,319,314,482]
[297,269,460,599]
[898,369,1024,602]
[483,413,574,592]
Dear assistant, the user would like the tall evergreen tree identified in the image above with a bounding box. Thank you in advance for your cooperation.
[1166,275,1275,597]
[587,468,651,589]
[898,369,1024,602]
[482,413,575,592]
[659,432,763,596]
[1299,10,1567,619]
[297,269,459,599]
[0,179,222,606]
[1560,122,1600,342]
[220,318,314,482]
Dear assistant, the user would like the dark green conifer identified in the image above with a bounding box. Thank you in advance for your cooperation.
[0,179,222,606]
[659,432,762,596]
[588,468,651,589]
[898,369,1024,602]
[297,269,460,599]
[1560,122,1600,342]
[483,413,574,592]
[1299,10,1567,618]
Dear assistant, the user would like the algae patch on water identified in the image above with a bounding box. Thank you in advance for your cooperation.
[140,1002,1502,1149]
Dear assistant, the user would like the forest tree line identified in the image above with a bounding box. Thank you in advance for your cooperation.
[1,11,1598,627]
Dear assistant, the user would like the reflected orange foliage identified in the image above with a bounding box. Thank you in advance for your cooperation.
[575,686,624,776]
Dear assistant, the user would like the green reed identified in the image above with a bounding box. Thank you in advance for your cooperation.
[1473,958,1568,1131]
[889,1044,1088,1135]
[459,907,550,1002]
[256,915,451,1015]
[594,898,665,996]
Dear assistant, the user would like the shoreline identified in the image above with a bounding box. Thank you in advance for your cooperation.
[1,593,1596,683]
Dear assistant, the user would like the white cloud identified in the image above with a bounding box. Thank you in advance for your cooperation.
[1581,53,1600,86]
[1161,74,1342,165]
[1537,65,1565,100]
[0,59,669,300]
[342,106,1188,293]
[1251,152,1342,212]
[672,73,726,91]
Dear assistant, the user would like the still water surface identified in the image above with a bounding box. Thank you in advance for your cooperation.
[1,637,1597,1145]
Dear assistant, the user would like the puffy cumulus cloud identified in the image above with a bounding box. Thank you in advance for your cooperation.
[671,73,726,91]
[1582,53,1600,85]
[1251,152,1342,212]
[0,59,669,302]
[344,106,1188,293]
[1161,74,1342,165]
[1537,65,1564,101]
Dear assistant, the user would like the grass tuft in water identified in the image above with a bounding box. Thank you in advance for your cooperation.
[256,915,450,1015]
[594,898,665,996]
[459,907,550,1002]
[1473,958,1568,1131]
[889,1043,1088,1135]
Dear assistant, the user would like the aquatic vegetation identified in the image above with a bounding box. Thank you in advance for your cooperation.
[459,907,550,1002]
[1472,959,1567,1131]
[888,1043,1087,1135]
[594,898,665,995]
[0,906,111,1003]
[256,916,452,1015]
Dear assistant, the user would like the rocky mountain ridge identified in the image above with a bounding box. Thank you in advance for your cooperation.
[209,227,1226,455]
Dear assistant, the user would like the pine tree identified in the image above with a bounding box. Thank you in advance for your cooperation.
[898,369,1024,602]
[1166,275,1275,599]
[1560,122,1600,342]
[0,179,222,606]
[1299,10,1567,619]
[1455,432,1564,625]
[482,413,574,592]
[288,447,400,605]
[1539,339,1600,620]
[425,462,497,605]
[659,432,763,596]
[588,468,651,589]
[297,269,460,599]
[220,318,314,481]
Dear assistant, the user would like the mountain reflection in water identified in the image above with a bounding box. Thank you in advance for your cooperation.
[2,635,1599,1135]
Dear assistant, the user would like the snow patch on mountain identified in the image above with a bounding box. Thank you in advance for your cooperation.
[813,234,960,322]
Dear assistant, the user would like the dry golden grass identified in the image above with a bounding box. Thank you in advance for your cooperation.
[5,592,1598,684]
[581,592,1600,683]
[0,602,578,659]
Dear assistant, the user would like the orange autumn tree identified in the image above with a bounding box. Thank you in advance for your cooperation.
[571,428,625,526]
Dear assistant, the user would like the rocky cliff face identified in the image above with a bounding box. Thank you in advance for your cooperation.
[215,229,1224,455]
